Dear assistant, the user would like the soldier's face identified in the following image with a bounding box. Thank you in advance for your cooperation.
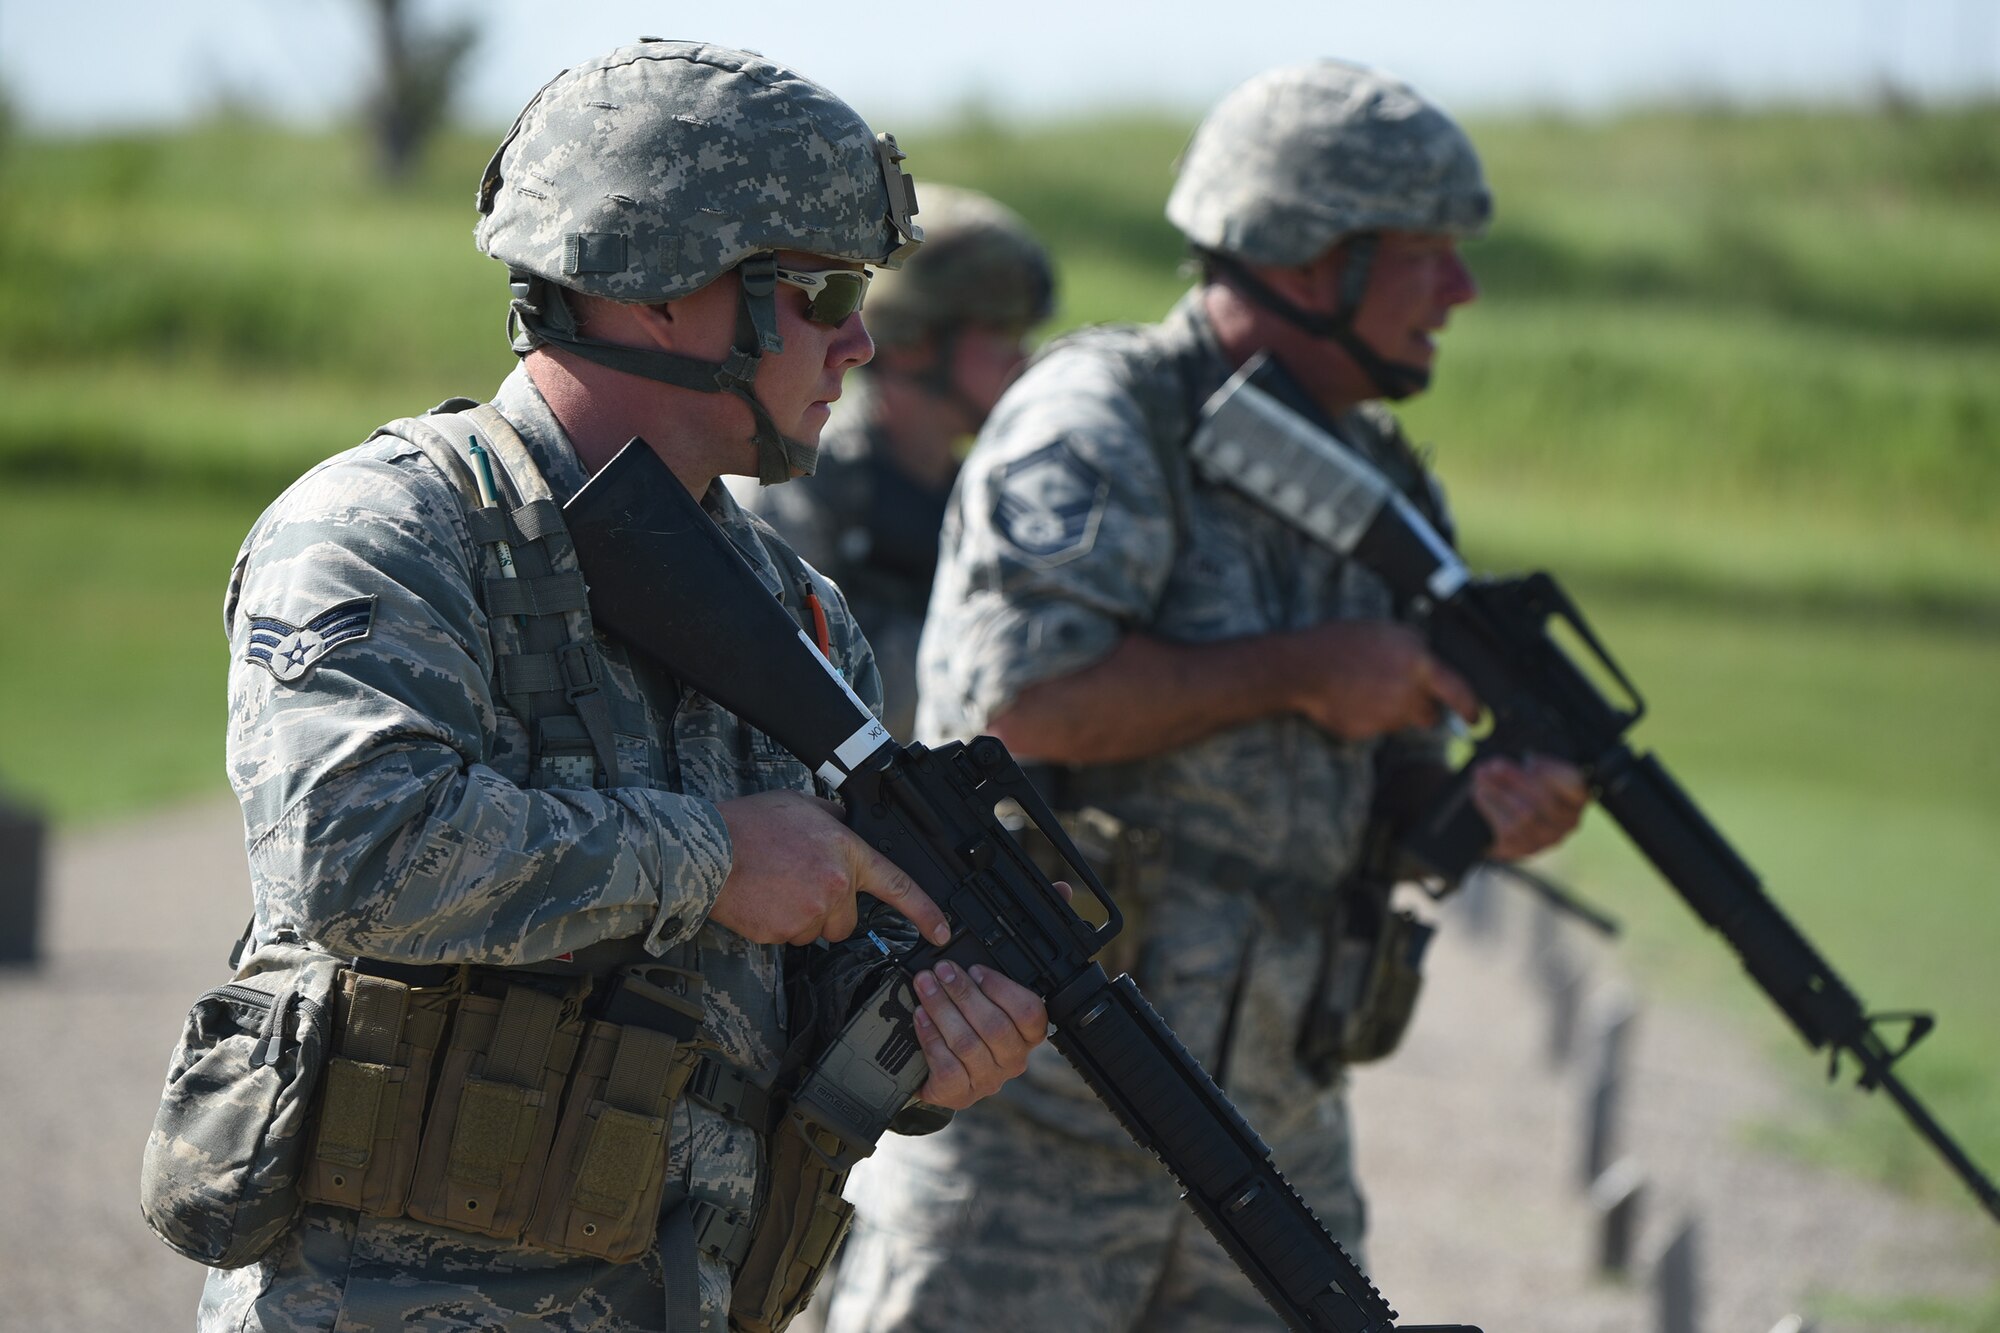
[754,252,876,450]
[947,323,1035,421]
[1345,231,1478,378]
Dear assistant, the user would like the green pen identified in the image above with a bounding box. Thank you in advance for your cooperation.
[469,436,529,634]
[468,436,520,581]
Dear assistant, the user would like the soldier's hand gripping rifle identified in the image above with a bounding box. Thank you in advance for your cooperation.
[564,440,1479,1333]
[1188,353,2000,1226]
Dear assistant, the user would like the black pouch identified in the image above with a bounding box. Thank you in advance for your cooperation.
[139,944,344,1268]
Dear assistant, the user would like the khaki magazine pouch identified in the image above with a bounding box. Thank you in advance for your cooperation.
[296,962,708,1261]
[298,969,456,1215]
[525,1013,702,1261]
[728,1115,857,1333]
[406,983,583,1240]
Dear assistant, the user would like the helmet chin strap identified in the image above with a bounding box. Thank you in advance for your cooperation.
[1199,244,1431,402]
[506,253,822,486]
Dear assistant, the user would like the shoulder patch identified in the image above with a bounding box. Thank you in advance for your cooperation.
[244,596,377,683]
[991,440,1108,565]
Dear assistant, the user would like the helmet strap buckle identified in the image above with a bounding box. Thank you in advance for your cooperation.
[737,254,785,355]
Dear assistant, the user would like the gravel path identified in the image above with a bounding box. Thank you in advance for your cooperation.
[1,802,1990,1332]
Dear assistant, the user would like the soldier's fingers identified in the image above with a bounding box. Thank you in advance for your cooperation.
[911,984,973,1106]
[1471,766,1536,836]
[1522,753,1591,808]
[1051,878,1075,904]
[930,961,1029,1061]
[853,842,952,946]
[1423,655,1480,725]
[915,967,996,1068]
[969,964,1051,1045]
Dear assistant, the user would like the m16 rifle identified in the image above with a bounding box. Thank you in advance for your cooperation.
[563,439,1480,1333]
[1185,352,2000,1226]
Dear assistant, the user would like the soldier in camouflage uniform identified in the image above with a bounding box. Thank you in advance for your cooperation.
[740,185,1055,738]
[200,40,1050,1332]
[823,61,1588,1332]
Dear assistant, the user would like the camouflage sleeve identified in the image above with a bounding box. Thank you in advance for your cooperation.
[223,444,730,965]
[918,348,1178,739]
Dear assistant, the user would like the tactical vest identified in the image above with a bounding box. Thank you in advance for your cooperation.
[325,402,838,1324]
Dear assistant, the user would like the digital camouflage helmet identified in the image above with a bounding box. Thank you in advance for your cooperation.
[861,184,1055,348]
[1166,59,1491,399]
[858,183,1055,427]
[476,39,923,483]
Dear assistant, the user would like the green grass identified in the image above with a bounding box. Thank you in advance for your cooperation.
[0,481,264,820]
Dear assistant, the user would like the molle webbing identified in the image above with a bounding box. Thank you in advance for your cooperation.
[484,983,565,1087]
[384,403,622,789]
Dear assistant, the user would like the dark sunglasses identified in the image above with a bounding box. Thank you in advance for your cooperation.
[774,265,871,326]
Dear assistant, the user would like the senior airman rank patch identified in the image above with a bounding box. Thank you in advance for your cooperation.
[245,596,376,683]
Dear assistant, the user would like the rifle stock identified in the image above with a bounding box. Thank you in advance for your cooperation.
[564,440,1479,1333]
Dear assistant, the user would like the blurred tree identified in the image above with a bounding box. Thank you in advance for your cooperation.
[363,0,478,182]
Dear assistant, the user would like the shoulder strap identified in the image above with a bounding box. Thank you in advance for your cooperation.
[1134,335,1206,552]
[376,404,623,789]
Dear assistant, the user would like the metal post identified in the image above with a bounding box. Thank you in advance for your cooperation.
[1583,995,1639,1185]
[1543,943,1583,1067]
[0,794,45,965]
[1456,861,1499,941]
[1526,889,1558,979]
[1589,1156,1645,1277]
[1657,1217,1700,1333]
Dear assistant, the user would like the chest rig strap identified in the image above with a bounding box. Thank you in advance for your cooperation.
[382,402,623,790]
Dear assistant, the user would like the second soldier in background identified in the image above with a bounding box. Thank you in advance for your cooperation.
[823,60,1588,1333]
[741,186,1055,738]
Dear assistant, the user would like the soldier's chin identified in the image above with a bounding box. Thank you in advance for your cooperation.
[1375,356,1433,399]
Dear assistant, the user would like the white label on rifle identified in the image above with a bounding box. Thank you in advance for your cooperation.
[796,628,894,785]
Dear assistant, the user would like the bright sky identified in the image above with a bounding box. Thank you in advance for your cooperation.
[3,0,1996,133]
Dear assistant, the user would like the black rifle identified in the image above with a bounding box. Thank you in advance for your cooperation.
[564,440,1478,1333]
[1187,353,2000,1225]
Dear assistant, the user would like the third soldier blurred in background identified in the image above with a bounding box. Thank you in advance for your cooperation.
[741,185,1055,738]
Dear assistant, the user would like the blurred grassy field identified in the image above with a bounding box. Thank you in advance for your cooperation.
[1,103,1996,1244]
